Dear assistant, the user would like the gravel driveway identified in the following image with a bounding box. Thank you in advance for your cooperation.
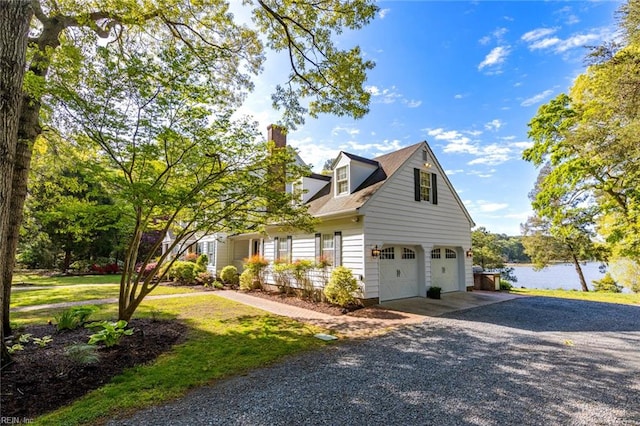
[109,297,640,425]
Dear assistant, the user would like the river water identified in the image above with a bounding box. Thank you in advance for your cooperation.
[507,262,606,291]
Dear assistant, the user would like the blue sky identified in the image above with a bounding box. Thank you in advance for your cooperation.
[239,1,621,236]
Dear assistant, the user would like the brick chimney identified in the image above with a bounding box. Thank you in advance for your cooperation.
[267,125,287,194]
[267,124,286,148]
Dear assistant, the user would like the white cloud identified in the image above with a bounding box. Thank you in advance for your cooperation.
[346,139,403,154]
[366,85,403,104]
[445,169,465,175]
[288,137,340,172]
[378,8,390,19]
[555,33,601,53]
[475,200,510,213]
[454,93,465,99]
[529,37,561,50]
[467,144,511,166]
[521,27,557,42]
[479,35,491,45]
[404,99,422,108]
[565,15,580,25]
[524,27,613,54]
[520,89,554,107]
[331,126,360,137]
[365,85,381,96]
[510,141,534,150]
[478,46,510,71]
[484,119,504,131]
[426,128,478,155]
[493,27,508,40]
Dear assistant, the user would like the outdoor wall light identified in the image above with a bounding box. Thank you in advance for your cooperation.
[466,249,473,258]
[371,245,381,258]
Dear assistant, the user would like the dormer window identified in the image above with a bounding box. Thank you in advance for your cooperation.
[336,166,349,195]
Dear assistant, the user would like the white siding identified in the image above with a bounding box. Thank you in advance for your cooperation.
[360,146,473,298]
[301,176,329,203]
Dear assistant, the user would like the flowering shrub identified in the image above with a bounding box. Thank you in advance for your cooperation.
[184,252,198,263]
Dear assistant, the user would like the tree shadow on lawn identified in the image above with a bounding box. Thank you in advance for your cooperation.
[440,296,640,332]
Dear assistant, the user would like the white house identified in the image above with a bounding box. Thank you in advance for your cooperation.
[190,125,475,304]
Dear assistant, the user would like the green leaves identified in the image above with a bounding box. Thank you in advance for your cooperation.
[87,320,134,347]
[523,0,640,260]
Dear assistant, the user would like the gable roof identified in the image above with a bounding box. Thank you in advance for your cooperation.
[306,143,423,217]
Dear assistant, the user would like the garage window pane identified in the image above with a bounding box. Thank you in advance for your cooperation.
[402,248,416,259]
[445,249,457,259]
[380,247,394,260]
[431,249,441,259]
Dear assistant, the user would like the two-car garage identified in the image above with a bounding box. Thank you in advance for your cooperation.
[378,245,461,302]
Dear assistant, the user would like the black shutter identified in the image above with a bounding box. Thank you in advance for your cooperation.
[432,173,438,205]
[287,236,292,262]
[414,168,421,201]
[334,232,342,267]
[274,237,279,260]
[315,233,321,260]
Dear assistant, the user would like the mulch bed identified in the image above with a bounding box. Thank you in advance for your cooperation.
[1,318,187,419]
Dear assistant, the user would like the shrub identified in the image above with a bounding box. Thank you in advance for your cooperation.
[324,266,360,307]
[103,263,119,274]
[213,280,224,289]
[169,261,197,285]
[220,265,239,286]
[196,271,214,286]
[243,255,269,286]
[138,262,158,279]
[196,254,209,273]
[272,261,293,294]
[499,280,513,291]
[86,320,134,347]
[592,273,622,293]
[292,259,315,299]
[56,306,96,331]
[184,252,198,263]
[239,269,258,291]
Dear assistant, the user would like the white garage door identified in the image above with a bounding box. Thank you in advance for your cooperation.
[431,248,459,293]
[379,246,419,301]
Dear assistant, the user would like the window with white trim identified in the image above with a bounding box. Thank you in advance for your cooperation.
[402,248,416,259]
[321,234,334,257]
[431,248,441,259]
[207,241,216,266]
[336,166,349,195]
[445,248,457,259]
[278,237,291,262]
[420,171,431,202]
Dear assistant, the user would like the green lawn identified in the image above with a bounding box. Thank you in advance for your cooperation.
[10,284,200,308]
[9,291,329,426]
[509,287,640,305]
[13,273,123,286]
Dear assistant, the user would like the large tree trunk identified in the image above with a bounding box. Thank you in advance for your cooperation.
[0,0,33,367]
[571,252,589,292]
[2,7,63,338]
